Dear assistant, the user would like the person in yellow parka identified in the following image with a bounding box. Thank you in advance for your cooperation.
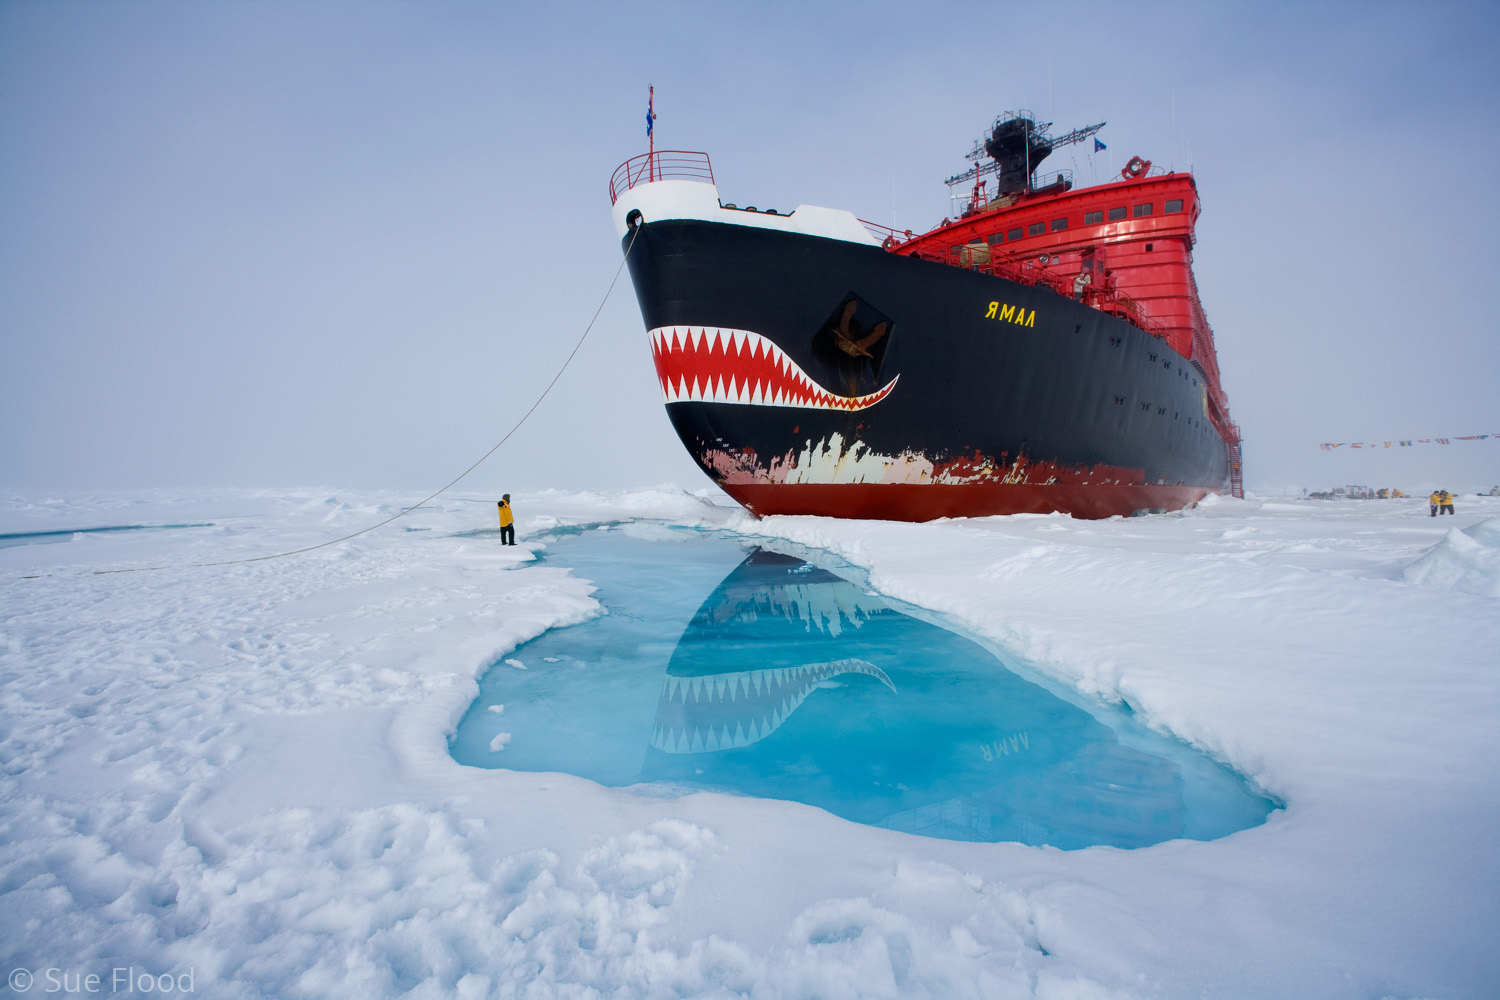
[1439,490,1455,516]
[497,494,516,545]
[1429,490,1441,517]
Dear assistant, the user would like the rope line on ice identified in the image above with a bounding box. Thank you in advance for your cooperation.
[1320,433,1498,451]
[90,227,642,576]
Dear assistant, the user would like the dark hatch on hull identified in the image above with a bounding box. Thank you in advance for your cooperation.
[810,294,895,398]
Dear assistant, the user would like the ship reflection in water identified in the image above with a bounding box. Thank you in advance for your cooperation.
[642,549,1192,848]
[450,531,1274,848]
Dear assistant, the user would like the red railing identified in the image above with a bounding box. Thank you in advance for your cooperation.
[609,151,715,204]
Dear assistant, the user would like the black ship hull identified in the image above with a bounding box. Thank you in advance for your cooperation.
[624,219,1230,520]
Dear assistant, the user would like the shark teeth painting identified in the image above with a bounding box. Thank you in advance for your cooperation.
[649,325,899,410]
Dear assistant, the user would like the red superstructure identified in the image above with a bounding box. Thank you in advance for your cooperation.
[870,169,1237,457]
[859,111,1240,489]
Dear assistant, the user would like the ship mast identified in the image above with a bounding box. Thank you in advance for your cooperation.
[946,111,1105,208]
[647,85,657,181]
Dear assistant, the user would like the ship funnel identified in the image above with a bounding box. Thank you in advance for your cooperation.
[985,111,1054,195]
[945,112,1105,200]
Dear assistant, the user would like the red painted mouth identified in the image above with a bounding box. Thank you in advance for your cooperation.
[650,326,898,410]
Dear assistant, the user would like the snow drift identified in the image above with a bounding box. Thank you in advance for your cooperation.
[1,488,1496,999]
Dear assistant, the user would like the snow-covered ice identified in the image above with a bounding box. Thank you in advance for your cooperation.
[1,487,1496,998]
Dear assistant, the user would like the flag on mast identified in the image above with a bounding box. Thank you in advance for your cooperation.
[646,85,657,181]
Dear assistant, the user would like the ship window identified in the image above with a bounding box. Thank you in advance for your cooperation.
[1051,218,1068,232]
[1084,210,1103,225]
[1007,227,1023,241]
[1166,198,1184,213]
[1108,206,1127,221]
[987,233,1004,246]
[1028,221,1045,237]
[1133,203,1153,218]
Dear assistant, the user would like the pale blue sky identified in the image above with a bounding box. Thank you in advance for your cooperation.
[3,0,1497,494]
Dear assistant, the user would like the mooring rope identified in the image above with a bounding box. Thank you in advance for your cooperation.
[86,226,641,576]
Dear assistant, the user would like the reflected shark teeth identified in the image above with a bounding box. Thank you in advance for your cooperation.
[650,658,896,754]
[650,326,898,411]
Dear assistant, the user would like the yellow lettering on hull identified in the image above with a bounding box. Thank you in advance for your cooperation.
[983,301,1036,327]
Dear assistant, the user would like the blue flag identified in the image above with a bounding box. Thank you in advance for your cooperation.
[1094,138,1106,152]
[647,109,654,137]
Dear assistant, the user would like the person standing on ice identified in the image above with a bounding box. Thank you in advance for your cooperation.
[1439,490,1455,516]
[497,494,516,545]
[1429,490,1441,517]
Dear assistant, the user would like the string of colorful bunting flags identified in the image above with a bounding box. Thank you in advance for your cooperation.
[1320,434,1496,451]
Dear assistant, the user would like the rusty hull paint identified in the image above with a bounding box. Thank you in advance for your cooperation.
[692,436,1208,519]
[696,434,1145,488]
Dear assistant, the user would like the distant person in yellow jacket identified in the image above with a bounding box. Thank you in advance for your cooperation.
[497,494,516,545]
[1439,490,1455,516]
[1429,491,1441,517]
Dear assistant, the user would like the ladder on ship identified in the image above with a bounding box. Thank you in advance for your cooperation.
[1229,443,1245,499]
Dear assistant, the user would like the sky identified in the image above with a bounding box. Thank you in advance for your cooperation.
[2,0,1497,496]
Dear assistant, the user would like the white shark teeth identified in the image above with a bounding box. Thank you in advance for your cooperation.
[649,325,897,410]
